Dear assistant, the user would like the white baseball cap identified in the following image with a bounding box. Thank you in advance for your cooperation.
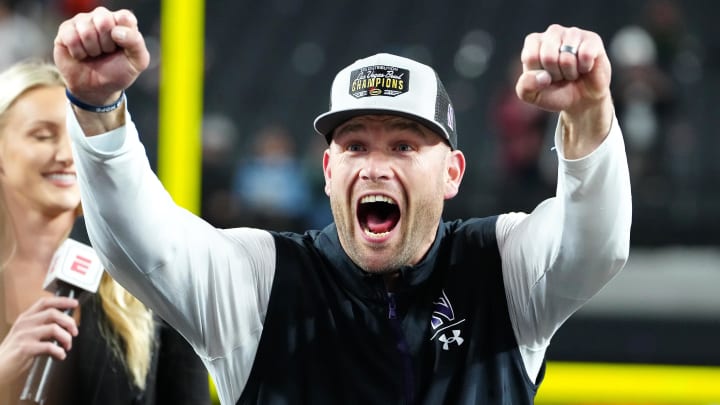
[313,53,457,149]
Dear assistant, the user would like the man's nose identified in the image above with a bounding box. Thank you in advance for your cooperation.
[359,151,393,182]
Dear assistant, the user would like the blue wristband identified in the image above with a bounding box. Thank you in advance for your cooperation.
[66,89,125,113]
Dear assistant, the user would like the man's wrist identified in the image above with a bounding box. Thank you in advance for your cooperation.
[66,89,125,113]
[70,101,127,137]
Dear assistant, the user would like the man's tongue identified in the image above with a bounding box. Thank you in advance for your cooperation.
[366,212,395,234]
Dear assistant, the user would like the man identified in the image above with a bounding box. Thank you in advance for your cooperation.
[54,7,631,404]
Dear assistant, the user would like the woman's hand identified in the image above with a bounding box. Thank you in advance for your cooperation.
[0,296,78,383]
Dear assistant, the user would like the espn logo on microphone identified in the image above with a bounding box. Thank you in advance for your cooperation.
[43,238,104,293]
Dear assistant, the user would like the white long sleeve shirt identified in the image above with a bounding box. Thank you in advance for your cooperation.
[68,106,631,404]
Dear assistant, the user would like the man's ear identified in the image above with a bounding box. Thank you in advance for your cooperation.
[322,149,331,196]
[444,150,465,199]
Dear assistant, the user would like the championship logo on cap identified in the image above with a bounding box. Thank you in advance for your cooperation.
[314,53,459,150]
[349,65,410,99]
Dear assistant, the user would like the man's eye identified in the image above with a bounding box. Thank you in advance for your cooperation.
[347,144,364,152]
[397,144,414,152]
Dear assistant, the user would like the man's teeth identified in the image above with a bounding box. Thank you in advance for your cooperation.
[360,195,396,204]
[363,227,390,238]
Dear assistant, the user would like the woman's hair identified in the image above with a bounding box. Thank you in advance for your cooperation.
[0,60,155,390]
[97,273,155,389]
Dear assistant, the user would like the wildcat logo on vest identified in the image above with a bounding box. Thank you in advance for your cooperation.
[430,289,466,350]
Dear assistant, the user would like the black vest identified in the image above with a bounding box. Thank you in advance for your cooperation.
[239,217,543,404]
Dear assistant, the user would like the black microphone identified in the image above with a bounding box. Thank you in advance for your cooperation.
[19,238,103,404]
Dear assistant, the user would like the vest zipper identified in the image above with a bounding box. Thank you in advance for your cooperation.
[387,292,415,404]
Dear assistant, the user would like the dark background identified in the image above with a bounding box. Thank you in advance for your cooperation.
[119,0,720,368]
[7,0,715,368]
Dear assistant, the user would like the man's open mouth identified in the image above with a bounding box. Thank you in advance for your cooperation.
[357,195,400,238]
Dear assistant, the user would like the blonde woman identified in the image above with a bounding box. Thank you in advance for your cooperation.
[0,60,210,404]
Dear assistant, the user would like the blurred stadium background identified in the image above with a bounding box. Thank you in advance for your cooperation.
[4,0,719,403]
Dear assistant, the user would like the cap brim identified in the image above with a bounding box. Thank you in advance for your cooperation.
[313,108,453,148]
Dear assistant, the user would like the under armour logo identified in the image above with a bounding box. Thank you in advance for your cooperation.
[438,329,464,351]
[429,289,466,343]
